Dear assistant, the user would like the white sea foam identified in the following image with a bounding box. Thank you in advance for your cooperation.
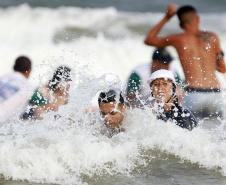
[0,104,226,184]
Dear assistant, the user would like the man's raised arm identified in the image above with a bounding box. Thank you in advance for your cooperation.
[144,4,178,48]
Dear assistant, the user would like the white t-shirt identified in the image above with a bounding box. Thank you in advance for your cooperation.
[0,72,35,124]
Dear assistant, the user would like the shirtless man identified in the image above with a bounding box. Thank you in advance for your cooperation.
[144,4,226,118]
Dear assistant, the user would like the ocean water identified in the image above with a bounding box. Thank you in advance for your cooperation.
[0,1,226,185]
[1,0,226,13]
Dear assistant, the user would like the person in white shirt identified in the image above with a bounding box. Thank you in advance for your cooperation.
[0,56,35,124]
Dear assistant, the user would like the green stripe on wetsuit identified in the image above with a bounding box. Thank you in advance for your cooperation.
[29,89,49,105]
[175,72,185,87]
[127,72,141,93]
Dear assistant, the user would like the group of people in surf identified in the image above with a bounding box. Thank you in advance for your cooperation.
[0,4,225,138]
[0,57,72,122]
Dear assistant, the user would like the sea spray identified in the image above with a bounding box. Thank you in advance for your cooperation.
[1,83,226,184]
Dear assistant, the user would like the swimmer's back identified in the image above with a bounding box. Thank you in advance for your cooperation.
[173,31,222,89]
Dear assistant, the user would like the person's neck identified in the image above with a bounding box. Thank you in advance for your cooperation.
[185,25,199,33]
[21,72,30,79]
[163,98,174,113]
[164,103,173,112]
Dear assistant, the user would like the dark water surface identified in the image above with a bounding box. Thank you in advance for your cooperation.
[0,0,226,13]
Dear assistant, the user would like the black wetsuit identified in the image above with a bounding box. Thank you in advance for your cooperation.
[156,97,198,131]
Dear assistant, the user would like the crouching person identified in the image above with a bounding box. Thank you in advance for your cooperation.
[148,69,197,130]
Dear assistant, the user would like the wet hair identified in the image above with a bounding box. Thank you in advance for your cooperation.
[98,89,125,107]
[152,48,173,64]
[14,56,31,73]
[177,5,197,26]
[48,66,71,91]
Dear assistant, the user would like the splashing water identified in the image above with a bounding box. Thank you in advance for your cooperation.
[0,72,226,184]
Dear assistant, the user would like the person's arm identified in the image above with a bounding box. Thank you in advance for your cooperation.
[216,50,226,73]
[34,102,59,120]
[144,4,178,47]
[212,34,226,73]
[217,52,226,73]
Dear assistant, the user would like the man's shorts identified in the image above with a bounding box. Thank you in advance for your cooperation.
[183,88,223,118]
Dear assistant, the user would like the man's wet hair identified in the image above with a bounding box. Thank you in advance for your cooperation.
[177,5,197,18]
[14,56,32,73]
[49,66,71,91]
[177,5,197,25]
[98,89,125,106]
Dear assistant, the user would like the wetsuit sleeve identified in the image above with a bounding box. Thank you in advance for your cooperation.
[29,89,49,105]
[175,108,198,131]
[126,72,141,93]
[175,72,185,86]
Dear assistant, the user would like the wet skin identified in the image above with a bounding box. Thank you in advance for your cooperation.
[144,4,226,89]
[152,78,174,103]
[99,101,126,130]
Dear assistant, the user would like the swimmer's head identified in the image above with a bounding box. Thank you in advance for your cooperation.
[152,48,173,64]
[98,89,124,106]
[151,48,173,73]
[14,56,32,77]
[49,66,71,91]
[177,5,197,28]
[98,89,126,129]
[148,69,176,100]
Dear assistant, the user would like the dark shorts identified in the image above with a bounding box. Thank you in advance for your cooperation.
[183,88,223,118]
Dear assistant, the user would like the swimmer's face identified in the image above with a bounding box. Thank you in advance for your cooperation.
[99,101,126,130]
[58,79,71,94]
[151,78,174,103]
